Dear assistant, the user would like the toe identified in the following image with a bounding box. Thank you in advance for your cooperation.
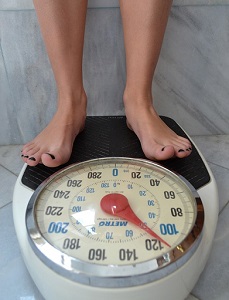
[176,148,188,158]
[143,144,175,161]
[22,143,36,161]
[22,145,41,166]
[26,156,39,167]
[175,145,192,158]
[21,153,29,163]
[22,142,36,154]
[41,151,69,167]
[172,138,192,158]
[26,150,42,167]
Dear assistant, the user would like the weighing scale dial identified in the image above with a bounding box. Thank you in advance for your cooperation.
[26,157,204,288]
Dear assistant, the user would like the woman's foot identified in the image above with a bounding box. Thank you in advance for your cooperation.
[21,91,87,167]
[124,94,192,161]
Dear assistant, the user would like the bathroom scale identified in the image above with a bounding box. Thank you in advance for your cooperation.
[13,116,218,300]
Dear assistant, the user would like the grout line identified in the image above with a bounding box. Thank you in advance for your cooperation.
[218,200,229,216]
[0,163,18,178]
[205,160,229,171]
[203,160,229,216]
[188,294,200,300]
[0,201,12,210]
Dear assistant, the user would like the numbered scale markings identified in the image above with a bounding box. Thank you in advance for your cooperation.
[26,157,204,285]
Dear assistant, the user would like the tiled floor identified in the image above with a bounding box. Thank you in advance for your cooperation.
[0,135,228,300]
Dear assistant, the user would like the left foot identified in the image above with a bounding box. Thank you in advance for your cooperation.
[124,95,192,161]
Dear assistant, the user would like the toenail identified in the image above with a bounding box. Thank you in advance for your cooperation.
[21,154,24,157]
[178,149,185,153]
[161,147,165,151]
[29,157,36,161]
[24,155,29,158]
[46,153,55,160]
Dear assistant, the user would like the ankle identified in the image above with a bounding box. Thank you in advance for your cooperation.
[58,85,86,100]
[57,88,87,110]
[123,88,153,108]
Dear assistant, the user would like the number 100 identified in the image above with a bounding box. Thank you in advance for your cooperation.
[160,223,179,235]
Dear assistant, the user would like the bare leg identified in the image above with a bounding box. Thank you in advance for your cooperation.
[21,0,88,167]
[119,0,192,160]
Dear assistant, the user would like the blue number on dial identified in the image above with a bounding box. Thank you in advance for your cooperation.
[48,222,69,234]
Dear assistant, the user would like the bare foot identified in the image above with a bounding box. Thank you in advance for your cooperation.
[21,91,87,167]
[124,96,192,161]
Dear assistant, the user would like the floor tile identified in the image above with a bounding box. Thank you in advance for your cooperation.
[0,165,17,208]
[208,162,229,212]
[0,145,24,176]
[0,255,43,300]
[192,202,229,300]
[0,203,21,270]
[192,135,229,168]
[192,135,229,212]
[0,203,43,300]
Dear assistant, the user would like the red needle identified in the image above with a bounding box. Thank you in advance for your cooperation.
[100,193,170,248]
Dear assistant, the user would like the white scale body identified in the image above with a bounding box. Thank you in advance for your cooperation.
[13,117,218,300]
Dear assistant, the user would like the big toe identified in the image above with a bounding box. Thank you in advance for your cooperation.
[143,144,176,161]
[41,151,70,168]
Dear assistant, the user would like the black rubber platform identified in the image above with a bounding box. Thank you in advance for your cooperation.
[21,116,210,191]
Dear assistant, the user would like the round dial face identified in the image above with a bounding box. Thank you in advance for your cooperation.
[26,157,204,287]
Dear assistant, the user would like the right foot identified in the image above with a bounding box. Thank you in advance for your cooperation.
[21,91,87,167]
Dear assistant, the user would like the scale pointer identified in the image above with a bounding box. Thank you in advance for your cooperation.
[100,193,170,248]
